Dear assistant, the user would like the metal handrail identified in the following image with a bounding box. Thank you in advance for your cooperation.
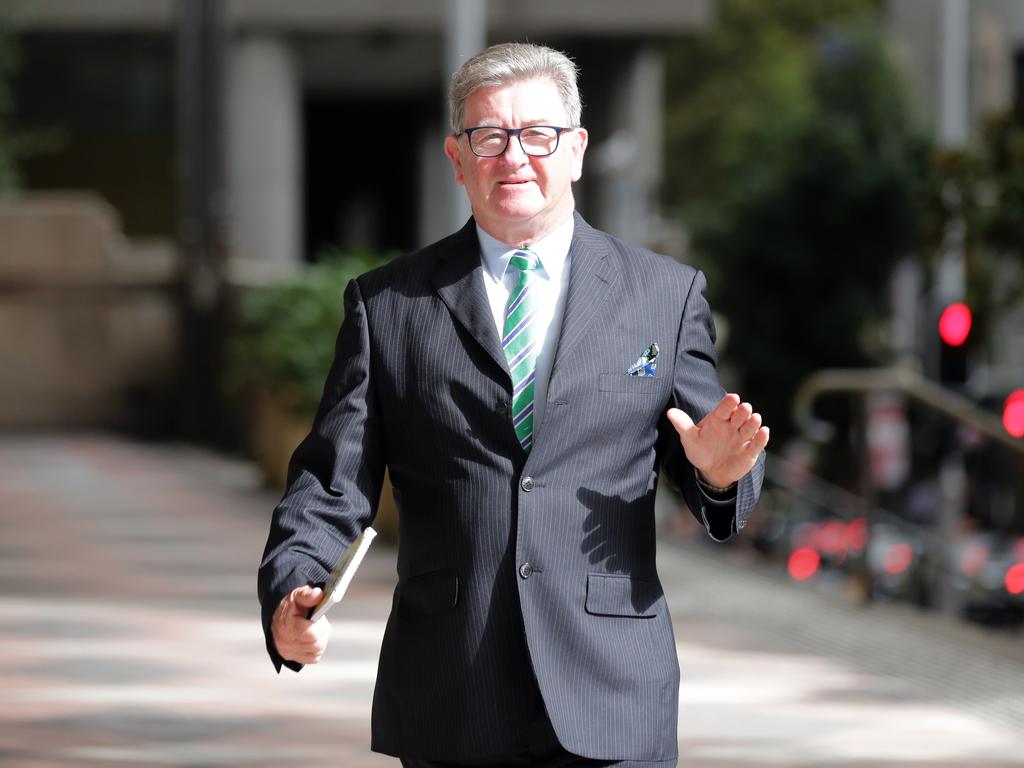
[762,452,959,567]
[793,367,1024,455]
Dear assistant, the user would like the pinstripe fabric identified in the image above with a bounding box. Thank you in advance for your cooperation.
[258,213,766,764]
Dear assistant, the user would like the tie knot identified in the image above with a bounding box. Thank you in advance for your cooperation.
[509,249,539,273]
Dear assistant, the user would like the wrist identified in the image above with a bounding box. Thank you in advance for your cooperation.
[695,469,736,494]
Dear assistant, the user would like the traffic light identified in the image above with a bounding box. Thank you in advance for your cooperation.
[1004,389,1024,438]
[938,302,972,346]
[937,302,971,385]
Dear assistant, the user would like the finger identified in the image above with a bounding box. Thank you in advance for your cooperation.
[737,412,762,442]
[744,426,770,456]
[710,393,741,420]
[292,586,323,610]
[311,617,332,645]
[729,402,753,429]
[282,633,322,662]
[666,408,695,436]
[287,646,323,664]
[287,615,330,646]
[300,624,330,661]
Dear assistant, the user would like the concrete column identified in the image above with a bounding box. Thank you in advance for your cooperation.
[589,44,664,248]
[419,127,455,247]
[443,0,487,235]
[226,34,302,268]
[940,0,970,148]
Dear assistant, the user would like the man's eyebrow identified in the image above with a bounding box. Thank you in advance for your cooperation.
[470,119,557,127]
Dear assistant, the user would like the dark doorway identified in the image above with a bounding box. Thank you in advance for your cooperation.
[304,97,431,261]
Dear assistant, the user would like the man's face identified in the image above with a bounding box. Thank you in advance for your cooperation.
[444,77,588,245]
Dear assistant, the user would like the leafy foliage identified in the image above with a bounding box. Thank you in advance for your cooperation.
[228,251,393,417]
[930,112,1024,327]
[664,1,930,439]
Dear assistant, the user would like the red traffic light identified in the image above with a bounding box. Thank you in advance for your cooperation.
[1006,563,1024,595]
[787,548,820,581]
[938,302,972,347]
[1004,389,1024,438]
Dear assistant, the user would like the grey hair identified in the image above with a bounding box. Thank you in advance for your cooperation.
[448,42,582,135]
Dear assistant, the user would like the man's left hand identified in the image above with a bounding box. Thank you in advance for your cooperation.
[666,394,769,489]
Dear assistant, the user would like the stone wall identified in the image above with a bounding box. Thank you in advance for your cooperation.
[0,194,178,429]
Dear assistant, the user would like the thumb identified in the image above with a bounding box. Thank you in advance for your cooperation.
[666,407,695,437]
[291,586,323,610]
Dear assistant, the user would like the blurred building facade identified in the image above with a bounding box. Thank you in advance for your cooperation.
[4,0,712,430]
[886,0,1024,137]
[4,0,1024,432]
[885,0,1024,399]
[9,0,712,264]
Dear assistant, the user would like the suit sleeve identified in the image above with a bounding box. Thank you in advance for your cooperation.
[658,269,765,542]
[257,277,385,672]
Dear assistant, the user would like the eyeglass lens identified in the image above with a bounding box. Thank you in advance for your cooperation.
[470,126,561,157]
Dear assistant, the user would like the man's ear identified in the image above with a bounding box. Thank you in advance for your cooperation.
[444,135,465,186]
[569,127,588,183]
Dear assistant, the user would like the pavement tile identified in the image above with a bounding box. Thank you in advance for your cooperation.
[0,434,1022,768]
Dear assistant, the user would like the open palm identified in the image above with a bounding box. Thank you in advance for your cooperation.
[666,394,769,489]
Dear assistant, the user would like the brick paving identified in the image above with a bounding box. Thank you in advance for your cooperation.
[0,434,1022,767]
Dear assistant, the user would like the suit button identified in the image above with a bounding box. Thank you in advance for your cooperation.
[496,400,509,416]
[519,562,533,579]
[521,476,534,492]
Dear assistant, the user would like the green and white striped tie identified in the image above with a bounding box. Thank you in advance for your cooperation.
[502,250,540,453]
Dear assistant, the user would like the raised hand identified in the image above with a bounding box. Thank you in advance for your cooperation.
[271,585,332,665]
[666,394,769,489]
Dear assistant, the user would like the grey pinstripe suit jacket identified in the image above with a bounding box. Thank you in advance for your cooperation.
[258,212,765,762]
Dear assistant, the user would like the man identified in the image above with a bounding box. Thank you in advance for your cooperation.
[259,42,768,767]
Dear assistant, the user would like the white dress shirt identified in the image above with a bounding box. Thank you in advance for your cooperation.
[477,213,574,440]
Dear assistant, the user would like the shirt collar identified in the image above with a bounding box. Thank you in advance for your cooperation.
[477,213,575,282]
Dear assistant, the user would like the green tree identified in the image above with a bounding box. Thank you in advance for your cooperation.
[664,1,930,442]
[954,112,1024,319]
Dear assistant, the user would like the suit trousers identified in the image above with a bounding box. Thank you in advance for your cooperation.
[398,689,677,768]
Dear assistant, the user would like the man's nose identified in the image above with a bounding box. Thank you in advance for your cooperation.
[499,134,529,164]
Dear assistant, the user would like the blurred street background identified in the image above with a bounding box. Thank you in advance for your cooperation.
[1,0,1023,765]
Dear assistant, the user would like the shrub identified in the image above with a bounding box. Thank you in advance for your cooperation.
[228,250,392,418]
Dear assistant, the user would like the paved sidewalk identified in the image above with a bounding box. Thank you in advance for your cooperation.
[0,434,1022,767]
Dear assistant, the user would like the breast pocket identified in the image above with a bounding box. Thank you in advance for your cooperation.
[598,373,663,394]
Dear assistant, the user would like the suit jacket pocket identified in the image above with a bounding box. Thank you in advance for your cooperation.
[585,573,661,618]
[398,569,459,619]
[598,373,662,394]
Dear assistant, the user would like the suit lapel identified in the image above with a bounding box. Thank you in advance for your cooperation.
[548,213,619,385]
[432,219,510,380]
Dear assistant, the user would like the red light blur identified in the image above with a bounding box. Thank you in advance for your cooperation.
[788,548,821,581]
[819,521,848,560]
[1006,563,1024,596]
[845,519,867,551]
[1003,390,1024,438]
[938,303,972,347]
[883,543,914,575]
[959,543,988,578]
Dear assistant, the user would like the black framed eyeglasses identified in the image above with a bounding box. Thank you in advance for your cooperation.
[458,125,572,158]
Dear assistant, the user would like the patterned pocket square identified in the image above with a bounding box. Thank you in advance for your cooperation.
[626,343,659,377]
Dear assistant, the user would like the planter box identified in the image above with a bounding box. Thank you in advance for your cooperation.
[253,389,398,541]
